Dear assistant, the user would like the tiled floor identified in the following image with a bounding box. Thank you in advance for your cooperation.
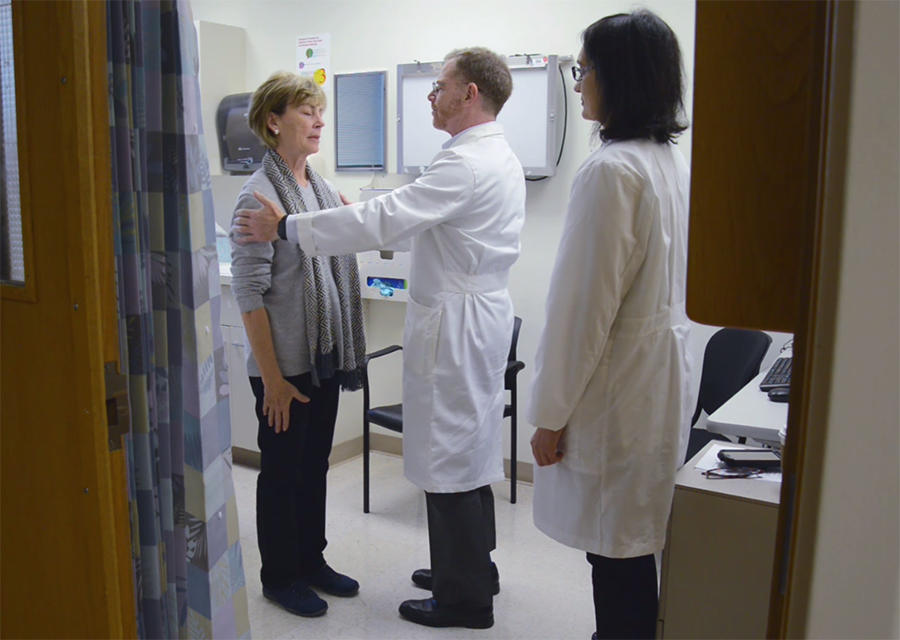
[233,452,595,639]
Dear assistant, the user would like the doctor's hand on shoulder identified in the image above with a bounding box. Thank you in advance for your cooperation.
[232,191,286,245]
[531,427,566,466]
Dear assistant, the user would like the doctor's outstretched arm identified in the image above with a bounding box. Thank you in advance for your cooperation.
[232,190,357,245]
[237,151,472,256]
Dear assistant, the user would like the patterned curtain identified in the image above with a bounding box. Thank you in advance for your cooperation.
[107,1,249,637]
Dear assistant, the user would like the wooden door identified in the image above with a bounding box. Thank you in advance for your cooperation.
[687,1,855,637]
[1,1,135,637]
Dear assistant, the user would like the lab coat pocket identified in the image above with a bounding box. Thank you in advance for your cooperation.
[566,350,614,472]
[403,296,443,379]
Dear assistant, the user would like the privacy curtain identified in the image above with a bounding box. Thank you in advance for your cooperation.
[107,0,249,636]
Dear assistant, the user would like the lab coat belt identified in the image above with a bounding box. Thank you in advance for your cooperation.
[438,271,509,294]
[612,306,689,336]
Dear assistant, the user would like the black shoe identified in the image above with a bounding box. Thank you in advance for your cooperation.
[411,562,500,595]
[306,564,360,597]
[263,582,328,617]
[398,597,493,629]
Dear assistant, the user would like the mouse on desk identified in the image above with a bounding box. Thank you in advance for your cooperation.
[768,387,791,403]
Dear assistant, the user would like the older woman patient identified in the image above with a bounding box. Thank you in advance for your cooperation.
[230,72,366,618]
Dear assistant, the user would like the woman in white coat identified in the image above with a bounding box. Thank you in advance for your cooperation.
[528,11,694,640]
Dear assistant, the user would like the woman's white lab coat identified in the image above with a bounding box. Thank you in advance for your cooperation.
[527,139,695,558]
[291,122,526,493]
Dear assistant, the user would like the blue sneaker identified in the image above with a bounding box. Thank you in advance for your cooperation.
[306,564,360,597]
[263,582,328,617]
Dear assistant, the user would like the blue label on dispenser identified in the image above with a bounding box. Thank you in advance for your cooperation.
[367,277,406,290]
[367,277,407,298]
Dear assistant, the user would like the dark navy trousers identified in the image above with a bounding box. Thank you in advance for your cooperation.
[250,373,339,589]
[587,552,658,639]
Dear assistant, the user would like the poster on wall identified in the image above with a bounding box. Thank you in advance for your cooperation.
[296,34,331,92]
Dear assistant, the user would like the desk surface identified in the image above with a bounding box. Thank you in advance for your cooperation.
[706,368,788,444]
[677,442,781,506]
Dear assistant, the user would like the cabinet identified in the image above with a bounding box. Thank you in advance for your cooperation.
[687,1,829,331]
[221,278,259,453]
[658,443,780,639]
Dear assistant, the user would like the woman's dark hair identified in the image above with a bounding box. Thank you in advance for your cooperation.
[582,10,687,143]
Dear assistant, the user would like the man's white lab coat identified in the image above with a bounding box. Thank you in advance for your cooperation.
[527,139,695,558]
[290,122,526,493]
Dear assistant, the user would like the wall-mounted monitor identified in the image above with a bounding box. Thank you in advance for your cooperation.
[397,55,563,177]
[334,71,387,172]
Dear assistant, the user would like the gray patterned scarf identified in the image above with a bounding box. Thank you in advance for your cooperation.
[264,149,366,390]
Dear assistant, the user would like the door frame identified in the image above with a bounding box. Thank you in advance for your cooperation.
[768,1,857,636]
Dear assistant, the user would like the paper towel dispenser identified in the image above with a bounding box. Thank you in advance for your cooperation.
[216,93,266,174]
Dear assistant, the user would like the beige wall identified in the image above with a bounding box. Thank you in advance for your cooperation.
[804,1,900,637]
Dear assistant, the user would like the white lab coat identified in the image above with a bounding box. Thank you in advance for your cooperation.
[527,139,695,558]
[290,122,525,493]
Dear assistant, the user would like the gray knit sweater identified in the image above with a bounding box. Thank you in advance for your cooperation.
[228,169,345,378]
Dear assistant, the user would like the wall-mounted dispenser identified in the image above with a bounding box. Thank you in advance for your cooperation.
[356,187,410,302]
[216,92,266,174]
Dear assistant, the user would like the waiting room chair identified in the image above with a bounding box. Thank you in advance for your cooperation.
[683,328,772,464]
[361,316,525,513]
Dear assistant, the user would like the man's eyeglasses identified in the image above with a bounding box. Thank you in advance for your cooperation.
[431,81,441,94]
[571,65,594,82]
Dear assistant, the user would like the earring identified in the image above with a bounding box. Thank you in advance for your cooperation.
[273,129,279,135]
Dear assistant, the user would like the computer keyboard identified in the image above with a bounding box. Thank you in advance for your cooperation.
[759,356,792,391]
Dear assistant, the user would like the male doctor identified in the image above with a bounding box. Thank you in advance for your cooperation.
[234,47,525,630]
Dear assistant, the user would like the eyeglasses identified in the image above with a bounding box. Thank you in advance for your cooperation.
[703,467,764,479]
[571,65,594,82]
[431,81,441,94]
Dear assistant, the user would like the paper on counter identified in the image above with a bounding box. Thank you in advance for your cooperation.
[694,442,782,482]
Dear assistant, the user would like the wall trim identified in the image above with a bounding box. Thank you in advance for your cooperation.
[232,447,260,468]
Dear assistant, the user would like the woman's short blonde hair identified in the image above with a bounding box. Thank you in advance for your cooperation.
[248,72,326,149]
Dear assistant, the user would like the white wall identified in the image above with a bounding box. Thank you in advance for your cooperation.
[805,2,900,637]
[195,20,246,176]
[193,0,756,460]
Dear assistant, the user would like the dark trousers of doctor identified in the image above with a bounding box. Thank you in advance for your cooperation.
[251,373,339,589]
[587,552,658,639]
[425,484,496,611]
